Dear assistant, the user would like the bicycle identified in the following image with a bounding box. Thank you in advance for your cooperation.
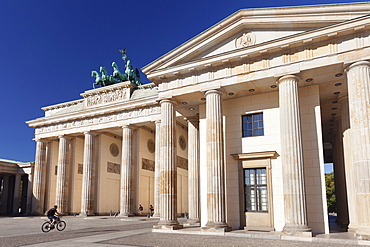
[41,216,66,232]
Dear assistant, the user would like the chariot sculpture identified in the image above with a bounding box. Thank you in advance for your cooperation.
[91,48,142,88]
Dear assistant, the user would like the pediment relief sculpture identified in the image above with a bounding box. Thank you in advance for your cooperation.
[235,32,255,49]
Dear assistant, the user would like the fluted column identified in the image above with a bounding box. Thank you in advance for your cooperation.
[278,75,311,235]
[55,135,69,214]
[186,117,200,225]
[341,94,357,231]
[154,99,182,230]
[12,174,21,214]
[153,119,161,218]
[80,132,95,216]
[334,95,350,228]
[203,89,230,232]
[119,125,133,217]
[346,61,370,239]
[32,139,47,215]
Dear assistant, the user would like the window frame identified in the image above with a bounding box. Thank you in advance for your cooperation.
[241,112,264,137]
[244,167,268,212]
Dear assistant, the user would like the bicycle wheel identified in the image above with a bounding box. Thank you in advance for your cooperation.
[56,221,66,231]
[41,222,51,233]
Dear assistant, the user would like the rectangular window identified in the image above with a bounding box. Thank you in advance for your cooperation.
[244,168,268,212]
[242,113,264,137]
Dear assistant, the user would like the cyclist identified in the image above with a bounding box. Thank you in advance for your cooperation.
[46,205,60,227]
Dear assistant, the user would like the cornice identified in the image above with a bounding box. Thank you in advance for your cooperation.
[26,94,159,128]
[41,99,83,112]
[146,14,370,81]
[80,80,132,97]
[142,3,370,75]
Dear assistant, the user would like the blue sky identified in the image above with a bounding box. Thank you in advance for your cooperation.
[0,0,367,162]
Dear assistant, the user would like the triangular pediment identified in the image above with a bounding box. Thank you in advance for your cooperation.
[142,2,370,75]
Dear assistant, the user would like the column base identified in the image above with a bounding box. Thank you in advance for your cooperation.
[356,227,370,240]
[283,224,312,237]
[348,223,358,233]
[202,222,232,232]
[152,213,160,218]
[153,223,183,230]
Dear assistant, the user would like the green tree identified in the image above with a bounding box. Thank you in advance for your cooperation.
[325,172,336,213]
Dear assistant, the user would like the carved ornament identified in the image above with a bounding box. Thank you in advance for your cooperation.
[110,143,119,157]
[235,32,255,48]
[147,139,155,153]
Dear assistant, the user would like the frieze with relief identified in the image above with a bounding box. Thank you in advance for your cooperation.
[177,156,188,170]
[78,164,83,174]
[84,87,130,107]
[35,106,160,135]
[142,158,155,171]
[107,162,121,174]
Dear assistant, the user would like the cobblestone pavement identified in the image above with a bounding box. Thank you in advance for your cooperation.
[0,216,367,247]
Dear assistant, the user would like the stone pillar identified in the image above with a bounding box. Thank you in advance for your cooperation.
[32,139,47,215]
[1,175,10,214]
[119,125,134,217]
[345,61,370,239]
[203,89,231,232]
[26,166,34,214]
[333,116,349,227]
[341,95,358,232]
[55,135,69,214]
[154,99,182,230]
[153,119,161,218]
[186,117,200,225]
[80,132,95,216]
[12,174,22,214]
[277,75,311,236]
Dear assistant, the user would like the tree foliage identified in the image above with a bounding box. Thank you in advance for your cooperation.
[325,172,336,213]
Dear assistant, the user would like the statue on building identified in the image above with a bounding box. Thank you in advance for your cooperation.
[91,48,142,89]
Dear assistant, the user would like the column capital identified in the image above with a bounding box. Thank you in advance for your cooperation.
[276,74,301,84]
[83,131,97,136]
[34,138,47,143]
[58,135,72,140]
[159,98,178,106]
[121,124,134,130]
[345,60,370,72]
[204,88,225,97]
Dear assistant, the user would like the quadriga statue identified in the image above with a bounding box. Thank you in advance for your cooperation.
[91,48,142,89]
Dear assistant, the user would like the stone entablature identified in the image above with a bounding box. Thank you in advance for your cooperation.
[146,15,370,91]
[42,99,84,117]
[0,159,33,174]
[143,3,370,76]
[33,104,160,136]
[81,81,132,108]
[27,82,160,138]
[40,82,158,119]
